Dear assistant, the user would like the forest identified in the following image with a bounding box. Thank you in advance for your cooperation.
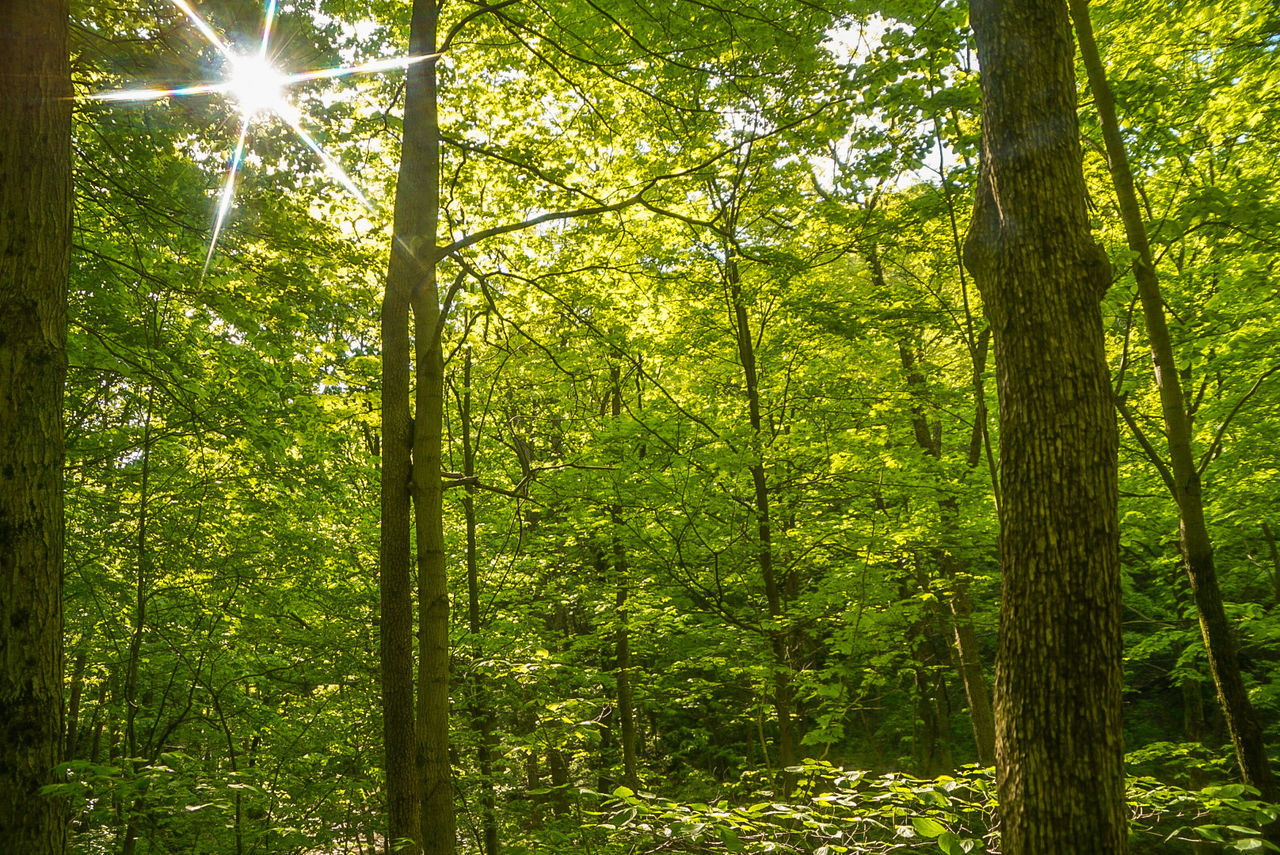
[2,0,1280,852]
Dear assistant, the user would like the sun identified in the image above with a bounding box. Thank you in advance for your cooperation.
[87,0,434,278]
[227,53,288,120]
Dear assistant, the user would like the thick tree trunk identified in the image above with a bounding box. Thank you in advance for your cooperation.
[1070,0,1277,802]
[382,1,449,852]
[963,0,1128,849]
[0,2,70,852]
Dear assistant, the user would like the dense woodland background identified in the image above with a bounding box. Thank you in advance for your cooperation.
[25,0,1280,851]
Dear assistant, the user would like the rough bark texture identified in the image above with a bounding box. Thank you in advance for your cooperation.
[963,0,1128,850]
[0,1,70,851]
[1070,0,1277,802]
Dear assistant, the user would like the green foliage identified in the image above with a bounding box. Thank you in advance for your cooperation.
[592,761,1280,855]
[53,0,1280,851]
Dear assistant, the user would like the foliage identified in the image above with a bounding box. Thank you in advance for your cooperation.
[594,761,1280,855]
[39,0,1280,851]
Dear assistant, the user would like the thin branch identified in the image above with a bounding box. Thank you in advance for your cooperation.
[436,100,841,258]
[1114,394,1177,495]
[438,0,524,54]
[1197,364,1280,476]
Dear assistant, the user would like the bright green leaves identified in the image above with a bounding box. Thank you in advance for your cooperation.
[595,763,1280,854]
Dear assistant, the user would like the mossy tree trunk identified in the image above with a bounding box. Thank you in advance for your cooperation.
[963,0,1128,848]
[0,2,71,852]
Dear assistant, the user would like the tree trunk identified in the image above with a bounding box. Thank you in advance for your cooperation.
[380,0,424,845]
[119,404,154,855]
[400,2,454,851]
[1070,0,1277,802]
[461,352,499,855]
[64,651,87,759]
[963,0,1128,848]
[726,245,796,791]
[889,284,996,768]
[608,365,639,792]
[0,2,70,852]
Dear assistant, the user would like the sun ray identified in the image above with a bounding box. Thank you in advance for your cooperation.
[170,0,235,60]
[280,55,433,86]
[259,0,278,59]
[90,81,233,102]
[204,118,251,278]
[89,0,437,275]
[279,110,374,210]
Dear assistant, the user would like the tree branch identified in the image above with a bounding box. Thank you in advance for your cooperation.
[1197,364,1280,476]
[1114,394,1177,496]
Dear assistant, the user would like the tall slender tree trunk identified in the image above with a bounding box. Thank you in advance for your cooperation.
[461,352,499,855]
[64,651,88,759]
[608,365,639,792]
[400,3,454,852]
[1070,0,1277,802]
[119,404,154,855]
[881,244,997,768]
[381,1,446,852]
[0,2,71,851]
[726,244,796,790]
[963,0,1127,848]
[901,337,997,767]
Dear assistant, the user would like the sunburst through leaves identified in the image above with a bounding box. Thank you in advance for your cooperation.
[90,0,432,277]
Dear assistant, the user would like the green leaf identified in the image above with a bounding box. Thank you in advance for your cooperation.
[913,816,948,838]
[719,827,745,852]
[938,830,966,855]
[1196,825,1228,842]
[612,786,635,798]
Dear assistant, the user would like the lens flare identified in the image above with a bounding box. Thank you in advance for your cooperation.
[227,53,287,119]
[88,0,435,277]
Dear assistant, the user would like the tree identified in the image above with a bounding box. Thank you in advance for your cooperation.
[1069,0,1278,804]
[962,0,1128,849]
[0,1,72,852]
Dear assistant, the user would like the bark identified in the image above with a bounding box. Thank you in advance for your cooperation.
[1070,0,1278,802]
[0,1,70,851]
[380,5,423,847]
[963,0,1127,849]
[382,1,452,851]
[461,353,499,855]
[400,2,453,850]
